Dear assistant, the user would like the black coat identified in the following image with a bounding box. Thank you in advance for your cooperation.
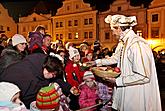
[0,53,72,108]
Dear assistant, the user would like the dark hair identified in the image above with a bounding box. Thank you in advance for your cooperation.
[43,34,51,39]
[56,50,65,55]
[43,55,63,77]
[34,25,45,32]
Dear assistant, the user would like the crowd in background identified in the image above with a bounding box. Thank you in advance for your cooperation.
[0,25,115,111]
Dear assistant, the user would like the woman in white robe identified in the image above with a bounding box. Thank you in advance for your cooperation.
[93,15,162,111]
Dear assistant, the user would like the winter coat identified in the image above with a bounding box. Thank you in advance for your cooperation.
[65,60,85,87]
[79,83,99,111]
[0,47,24,74]
[0,53,72,109]
[0,53,49,108]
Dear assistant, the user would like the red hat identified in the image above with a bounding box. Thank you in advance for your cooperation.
[36,85,59,109]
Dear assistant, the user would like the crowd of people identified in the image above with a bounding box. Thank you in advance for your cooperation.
[0,14,162,111]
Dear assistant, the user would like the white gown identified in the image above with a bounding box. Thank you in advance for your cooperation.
[95,29,162,111]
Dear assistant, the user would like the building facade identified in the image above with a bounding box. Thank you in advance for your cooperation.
[0,3,17,37]
[98,0,147,50]
[18,12,52,39]
[52,0,97,45]
[147,0,165,50]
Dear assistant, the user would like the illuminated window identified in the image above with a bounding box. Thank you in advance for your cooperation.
[75,32,79,39]
[136,30,142,37]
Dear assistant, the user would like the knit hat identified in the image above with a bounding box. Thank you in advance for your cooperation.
[12,34,27,46]
[0,82,20,101]
[83,71,95,80]
[69,46,80,60]
[105,15,137,30]
[36,85,59,109]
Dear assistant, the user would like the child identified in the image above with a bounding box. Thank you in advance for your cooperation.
[79,71,100,111]
[65,46,84,110]
[30,83,70,111]
[0,82,29,111]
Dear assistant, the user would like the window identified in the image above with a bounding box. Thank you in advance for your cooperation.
[33,17,36,21]
[151,28,159,38]
[84,19,88,25]
[152,14,158,22]
[56,22,59,28]
[84,32,88,38]
[105,32,110,39]
[7,27,10,31]
[76,4,79,9]
[74,32,79,39]
[60,22,63,27]
[45,25,48,30]
[68,20,72,26]
[67,6,70,10]
[89,18,93,24]
[23,27,26,32]
[74,20,78,26]
[68,33,72,39]
[136,30,142,37]
[0,25,4,31]
[89,32,93,38]
[117,7,121,11]
[60,34,63,39]
[56,34,59,39]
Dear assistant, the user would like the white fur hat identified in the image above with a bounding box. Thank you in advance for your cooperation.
[83,71,95,80]
[0,82,20,101]
[69,46,80,60]
[105,14,137,29]
[12,34,27,46]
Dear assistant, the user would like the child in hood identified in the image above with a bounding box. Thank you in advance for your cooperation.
[79,71,100,111]
[0,82,29,111]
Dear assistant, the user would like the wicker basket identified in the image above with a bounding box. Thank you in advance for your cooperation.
[92,67,120,78]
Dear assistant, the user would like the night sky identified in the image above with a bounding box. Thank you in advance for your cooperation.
[0,0,153,23]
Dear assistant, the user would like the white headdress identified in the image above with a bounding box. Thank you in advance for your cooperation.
[105,14,137,29]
